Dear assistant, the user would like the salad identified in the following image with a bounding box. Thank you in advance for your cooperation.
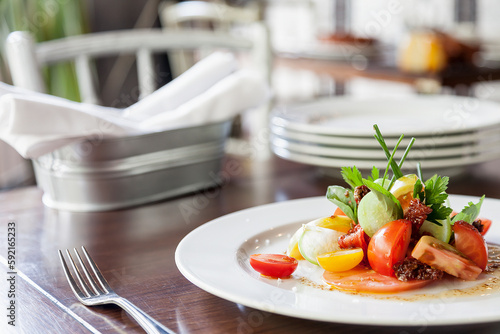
[250,125,493,294]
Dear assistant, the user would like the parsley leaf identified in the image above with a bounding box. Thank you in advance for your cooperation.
[368,166,380,182]
[414,174,453,224]
[413,178,424,199]
[341,166,363,190]
[424,175,449,206]
[428,206,452,225]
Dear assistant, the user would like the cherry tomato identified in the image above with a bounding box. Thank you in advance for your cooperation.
[478,217,492,236]
[367,219,412,277]
[451,212,492,236]
[317,248,364,272]
[453,221,488,271]
[323,266,433,293]
[249,254,298,278]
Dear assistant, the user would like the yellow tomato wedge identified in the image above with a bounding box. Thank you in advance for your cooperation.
[287,233,305,260]
[390,174,419,213]
[317,248,364,272]
[316,215,353,233]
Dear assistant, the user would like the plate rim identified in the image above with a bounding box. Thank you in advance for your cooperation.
[271,145,500,169]
[270,124,500,148]
[270,135,500,160]
[271,96,500,137]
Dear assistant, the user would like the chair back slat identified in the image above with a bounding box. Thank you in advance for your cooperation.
[75,55,100,104]
[36,30,252,63]
[5,32,46,93]
[158,1,260,78]
[136,48,156,99]
[5,27,270,104]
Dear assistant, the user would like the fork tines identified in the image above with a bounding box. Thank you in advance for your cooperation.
[59,246,177,333]
[58,246,110,300]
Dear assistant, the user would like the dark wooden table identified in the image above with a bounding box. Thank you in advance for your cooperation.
[2,153,500,334]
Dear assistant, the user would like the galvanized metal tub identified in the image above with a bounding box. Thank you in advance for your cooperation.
[33,121,232,211]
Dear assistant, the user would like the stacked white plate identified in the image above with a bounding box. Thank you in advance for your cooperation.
[275,40,380,61]
[270,96,500,177]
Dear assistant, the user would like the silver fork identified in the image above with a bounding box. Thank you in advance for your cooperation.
[58,246,175,334]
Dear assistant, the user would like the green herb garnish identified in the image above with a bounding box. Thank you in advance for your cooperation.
[373,125,404,182]
[326,185,358,223]
[452,195,485,224]
[341,166,364,189]
[373,124,416,190]
[368,167,380,182]
[416,162,423,181]
[413,174,453,225]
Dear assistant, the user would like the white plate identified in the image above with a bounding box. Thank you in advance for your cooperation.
[275,40,379,61]
[272,96,500,137]
[176,195,500,326]
[271,124,500,149]
[271,135,500,160]
[271,145,500,170]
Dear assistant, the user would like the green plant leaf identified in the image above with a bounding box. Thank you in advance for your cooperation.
[424,175,449,206]
[413,178,424,200]
[427,206,451,225]
[452,195,485,224]
[341,166,364,190]
[326,185,357,223]
[373,125,404,180]
[368,166,380,182]
[414,174,453,224]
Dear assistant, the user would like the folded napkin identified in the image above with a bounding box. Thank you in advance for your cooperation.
[138,69,269,131]
[0,139,34,189]
[0,93,136,158]
[0,51,269,159]
[123,51,239,121]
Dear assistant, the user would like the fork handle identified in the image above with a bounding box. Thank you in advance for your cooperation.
[112,297,175,334]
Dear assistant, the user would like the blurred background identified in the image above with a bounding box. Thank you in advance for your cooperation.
[2,0,500,190]
[3,0,500,104]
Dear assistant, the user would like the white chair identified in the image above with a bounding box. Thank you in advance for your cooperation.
[5,26,271,104]
[158,1,262,78]
[159,1,260,30]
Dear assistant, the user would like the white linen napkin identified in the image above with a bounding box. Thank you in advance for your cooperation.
[0,51,269,159]
[0,81,120,116]
[138,69,269,131]
[0,93,135,158]
[123,51,239,121]
[0,139,34,189]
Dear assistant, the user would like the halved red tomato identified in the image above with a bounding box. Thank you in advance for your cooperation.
[453,221,488,271]
[412,235,482,281]
[323,266,433,293]
[249,254,298,278]
[367,219,412,277]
